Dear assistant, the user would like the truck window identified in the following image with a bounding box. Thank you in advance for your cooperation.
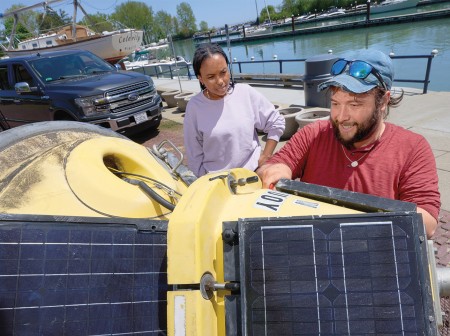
[32,61,55,82]
[13,65,35,87]
[0,66,11,90]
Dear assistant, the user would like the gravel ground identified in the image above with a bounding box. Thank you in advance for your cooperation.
[129,118,186,161]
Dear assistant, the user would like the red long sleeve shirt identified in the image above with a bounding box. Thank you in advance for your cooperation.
[268,120,441,220]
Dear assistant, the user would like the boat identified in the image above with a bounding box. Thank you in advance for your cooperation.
[0,0,143,64]
[241,0,274,37]
[119,44,192,77]
[324,8,347,17]
[4,25,143,64]
[304,13,318,20]
[370,0,420,14]
[0,120,448,335]
[241,25,270,37]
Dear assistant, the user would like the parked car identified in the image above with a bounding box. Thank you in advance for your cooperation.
[0,49,163,133]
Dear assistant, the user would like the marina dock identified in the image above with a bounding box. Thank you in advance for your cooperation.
[207,8,450,46]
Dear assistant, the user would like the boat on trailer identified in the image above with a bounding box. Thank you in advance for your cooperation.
[0,0,143,64]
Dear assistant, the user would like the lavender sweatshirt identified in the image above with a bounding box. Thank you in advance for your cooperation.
[184,83,285,177]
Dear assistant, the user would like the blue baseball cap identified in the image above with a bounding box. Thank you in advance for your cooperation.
[318,49,394,93]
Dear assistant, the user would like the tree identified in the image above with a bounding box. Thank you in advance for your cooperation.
[110,1,155,42]
[172,17,180,37]
[281,0,296,15]
[38,8,72,33]
[199,21,209,33]
[154,10,174,40]
[279,0,345,17]
[1,4,40,47]
[79,12,114,33]
[2,17,33,48]
[176,2,197,38]
[260,5,278,22]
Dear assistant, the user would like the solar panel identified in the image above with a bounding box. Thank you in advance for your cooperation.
[0,214,168,335]
[235,213,436,336]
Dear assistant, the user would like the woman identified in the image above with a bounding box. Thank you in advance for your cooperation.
[184,43,285,177]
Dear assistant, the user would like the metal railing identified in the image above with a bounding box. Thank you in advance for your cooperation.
[129,62,193,80]
[155,63,193,80]
[227,50,438,94]
[233,58,307,74]
[388,50,438,94]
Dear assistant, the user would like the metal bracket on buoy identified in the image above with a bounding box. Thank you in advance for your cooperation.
[199,272,240,300]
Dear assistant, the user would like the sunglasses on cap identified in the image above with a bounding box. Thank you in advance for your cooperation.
[331,59,388,91]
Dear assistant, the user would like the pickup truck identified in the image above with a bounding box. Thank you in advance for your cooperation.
[0,49,163,133]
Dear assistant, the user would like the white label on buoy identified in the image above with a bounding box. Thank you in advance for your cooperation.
[254,190,289,212]
[293,199,320,208]
[174,295,186,336]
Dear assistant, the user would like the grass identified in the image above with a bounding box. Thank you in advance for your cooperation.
[160,118,183,130]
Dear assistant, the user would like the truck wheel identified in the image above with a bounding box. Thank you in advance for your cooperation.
[54,112,76,121]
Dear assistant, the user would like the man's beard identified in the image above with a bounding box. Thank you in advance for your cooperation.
[332,106,382,149]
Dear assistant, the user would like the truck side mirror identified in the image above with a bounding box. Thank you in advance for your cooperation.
[15,82,39,95]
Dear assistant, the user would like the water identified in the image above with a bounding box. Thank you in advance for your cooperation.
[173,3,450,92]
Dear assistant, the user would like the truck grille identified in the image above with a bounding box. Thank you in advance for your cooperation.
[106,81,150,97]
[104,81,155,115]
[111,97,154,114]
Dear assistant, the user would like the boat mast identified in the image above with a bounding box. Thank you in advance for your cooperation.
[254,0,259,24]
[6,15,18,50]
[72,0,78,41]
[263,0,272,24]
[71,0,102,39]
[76,2,97,30]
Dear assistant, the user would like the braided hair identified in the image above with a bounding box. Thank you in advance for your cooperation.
[192,43,234,92]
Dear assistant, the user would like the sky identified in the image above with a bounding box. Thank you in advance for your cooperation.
[0,0,285,29]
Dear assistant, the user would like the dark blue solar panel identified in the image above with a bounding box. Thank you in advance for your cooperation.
[0,218,168,335]
[238,214,434,336]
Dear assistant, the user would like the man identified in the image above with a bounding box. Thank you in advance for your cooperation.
[257,49,440,238]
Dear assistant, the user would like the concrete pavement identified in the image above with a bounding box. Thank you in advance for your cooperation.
[152,77,450,213]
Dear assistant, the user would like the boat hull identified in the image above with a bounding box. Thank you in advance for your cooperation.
[370,0,420,14]
[5,30,143,64]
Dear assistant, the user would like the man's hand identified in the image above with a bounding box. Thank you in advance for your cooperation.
[417,207,438,238]
[256,163,293,189]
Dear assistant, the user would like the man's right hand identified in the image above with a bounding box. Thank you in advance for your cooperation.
[256,163,293,189]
